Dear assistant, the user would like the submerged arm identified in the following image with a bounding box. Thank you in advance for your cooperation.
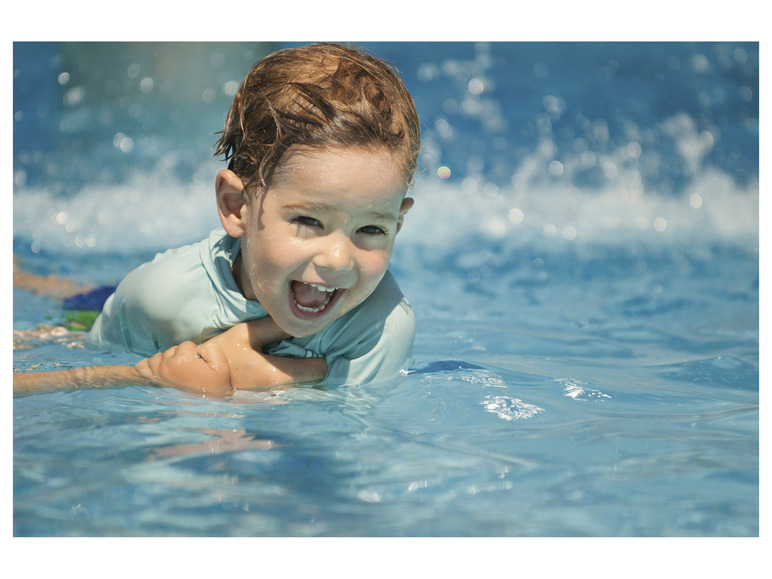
[13,257,89,299]
[13,364,148,395]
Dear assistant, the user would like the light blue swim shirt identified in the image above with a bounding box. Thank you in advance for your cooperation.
[88,229,415,387]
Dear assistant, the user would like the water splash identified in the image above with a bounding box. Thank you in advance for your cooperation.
[555,378,612,401]
[481,394,544,421]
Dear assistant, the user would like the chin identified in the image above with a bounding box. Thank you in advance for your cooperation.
[281,288,353,337]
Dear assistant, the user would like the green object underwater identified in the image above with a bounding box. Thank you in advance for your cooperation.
[60,310,100,331]
[57,285,116,331]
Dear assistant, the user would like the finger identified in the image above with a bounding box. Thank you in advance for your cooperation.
[163,342,198,372]
[197,341,228,371]
[134,358,151,377]
[146,352,163,375]
[175,341,197,357]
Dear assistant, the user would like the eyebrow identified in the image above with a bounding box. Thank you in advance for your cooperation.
[282,203,399,223]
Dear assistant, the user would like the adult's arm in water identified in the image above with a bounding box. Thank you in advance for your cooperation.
[14,317,328,397]
[13,364,147,395]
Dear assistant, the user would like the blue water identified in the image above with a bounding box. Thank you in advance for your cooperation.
[12,42,758,537]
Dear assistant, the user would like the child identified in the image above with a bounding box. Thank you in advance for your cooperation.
[13,43,420,398]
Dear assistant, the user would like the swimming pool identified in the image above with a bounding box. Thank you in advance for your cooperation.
[13,42,758,538]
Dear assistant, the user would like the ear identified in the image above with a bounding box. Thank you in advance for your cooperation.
[216,169,248,237]
[396,197,414,234]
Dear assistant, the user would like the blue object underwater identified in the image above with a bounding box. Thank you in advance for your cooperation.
[61,285,116,311]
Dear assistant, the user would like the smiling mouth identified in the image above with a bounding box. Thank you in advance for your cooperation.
[290,281,343,316]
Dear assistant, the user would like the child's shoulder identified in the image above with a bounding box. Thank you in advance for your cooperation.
[365,269,410,313]
[109,231,223,314]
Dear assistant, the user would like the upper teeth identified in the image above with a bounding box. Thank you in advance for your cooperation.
[308,283,336,292]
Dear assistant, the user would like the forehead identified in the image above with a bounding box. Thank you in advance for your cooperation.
[271,146,408,200]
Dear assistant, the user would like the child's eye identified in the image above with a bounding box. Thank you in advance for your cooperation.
[293,216,321,228]
[359,225,387,236]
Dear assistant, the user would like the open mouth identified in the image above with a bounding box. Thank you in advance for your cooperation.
[290,281,344,318]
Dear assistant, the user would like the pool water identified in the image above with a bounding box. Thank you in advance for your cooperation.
[12,42,758,537]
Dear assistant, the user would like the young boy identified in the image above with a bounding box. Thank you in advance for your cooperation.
[13,43,420,398]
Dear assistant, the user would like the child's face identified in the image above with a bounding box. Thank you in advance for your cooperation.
[226,146,412,338]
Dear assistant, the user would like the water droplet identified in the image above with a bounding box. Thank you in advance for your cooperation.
[139,77,154,93]
[468,77,484,95]
[507,208,524,224]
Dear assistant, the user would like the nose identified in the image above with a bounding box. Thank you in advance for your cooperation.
[314,233,355,274]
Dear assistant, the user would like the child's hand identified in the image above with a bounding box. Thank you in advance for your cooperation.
[135,341,234,397]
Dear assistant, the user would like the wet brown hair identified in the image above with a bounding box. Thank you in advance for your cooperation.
[214,43,421,194]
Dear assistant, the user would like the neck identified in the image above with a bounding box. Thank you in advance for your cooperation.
[231,253,247,298]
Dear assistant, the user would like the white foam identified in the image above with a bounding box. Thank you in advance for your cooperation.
[14,163,757,258]
[14,169,221,254]
[403,158,758,254]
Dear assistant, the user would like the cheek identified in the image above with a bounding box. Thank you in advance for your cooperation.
[359,250,392,282]
[245,236,295,278]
